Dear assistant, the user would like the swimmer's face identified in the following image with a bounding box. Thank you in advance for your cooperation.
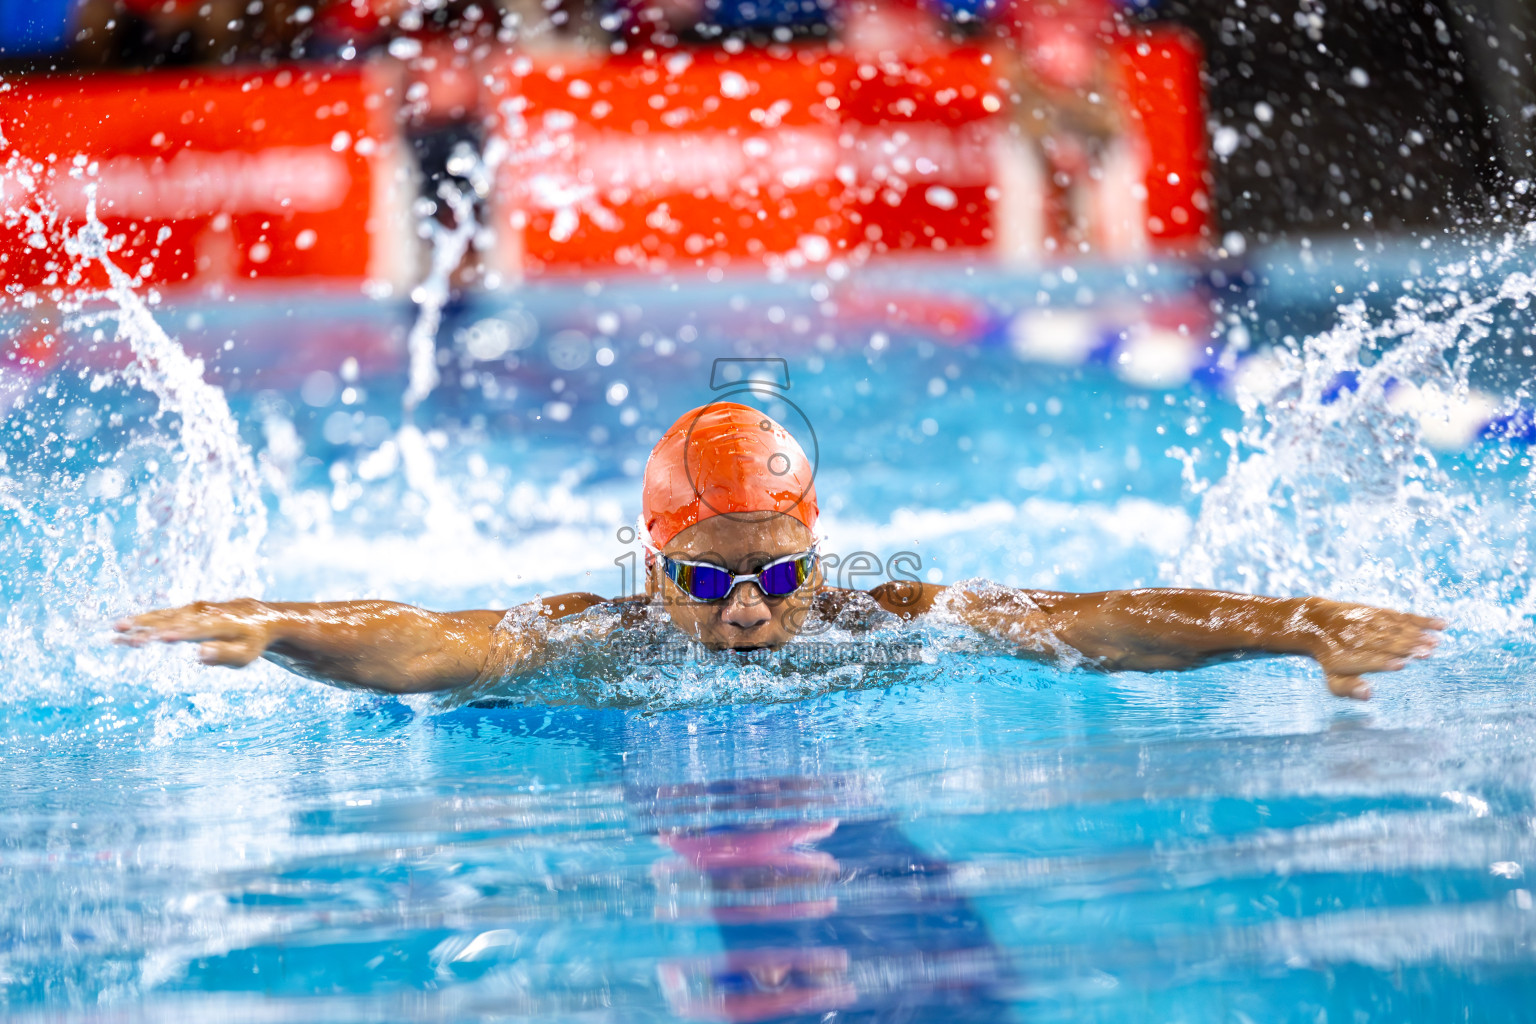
[648,514,821,652]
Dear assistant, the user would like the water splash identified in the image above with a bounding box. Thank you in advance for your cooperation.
[345,174,483,539]
[0,165,266,690]
[64,184,266,603]
[1174,235,1536,636]
[402,182,479,416]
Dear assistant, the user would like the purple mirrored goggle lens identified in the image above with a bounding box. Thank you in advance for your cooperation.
[676,562,733,601]
[758,556,811,596]
[663,553,816,602]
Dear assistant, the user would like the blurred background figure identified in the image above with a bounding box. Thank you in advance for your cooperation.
[70,0,246,66]
[245,0,603,59]
[497,0,605,50]
[304,0,509,290]
[302,0,410,56]
[239,0,317,63]
[838,0,952,57]
[396,2,510,291]
[400,25,492,291]
[994,0,1149,260]
[612,0,707,47]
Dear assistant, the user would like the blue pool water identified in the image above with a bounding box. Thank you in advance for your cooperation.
[3,246,1536,1021]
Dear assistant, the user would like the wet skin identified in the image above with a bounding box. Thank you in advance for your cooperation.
[116,512,1444,700]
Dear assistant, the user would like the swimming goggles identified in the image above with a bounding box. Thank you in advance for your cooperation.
[660,550,819,602]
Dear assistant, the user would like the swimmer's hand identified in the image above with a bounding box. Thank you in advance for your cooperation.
[113,595,606,693]
[115,598,280,668]
[1289,597,1446,699]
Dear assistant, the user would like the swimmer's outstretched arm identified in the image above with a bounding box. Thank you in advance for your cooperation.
[870,583,1445,700]
[113,594,608,693]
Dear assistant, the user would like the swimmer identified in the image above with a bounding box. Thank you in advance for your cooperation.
[116,403,1445,700]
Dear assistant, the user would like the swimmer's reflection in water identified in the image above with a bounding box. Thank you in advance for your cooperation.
[645,778,1010,1023]
[118,403,1445,700]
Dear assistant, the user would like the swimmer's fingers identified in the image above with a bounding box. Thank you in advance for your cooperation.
[1325,671,1371,700]
[1359,618,1440,661]
[1312,605,1443,664]
[112,601,264,647]
[112,611,233,646]
[1379,611,1445,655]
[112,617,183,646]
[112,603,271,669]
[1317,640,1417,679]
[1331,650,1410,692]
[112,608,169,644]
[198,638,266,668]
[1314,615,1445,700]
[1387,618,1442,658]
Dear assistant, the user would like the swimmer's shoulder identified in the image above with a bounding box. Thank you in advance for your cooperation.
[857,582,1069,617]
[539,592,654,627]
[539,593,609,618]
[817,581,946,622]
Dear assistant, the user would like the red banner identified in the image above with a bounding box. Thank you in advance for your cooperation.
[488,49,846,274]
[489,30,1210,276]
[1113,28,1210,251]
[837,48,1002,258]
[0,64,408,292]
[0,37,1211,290]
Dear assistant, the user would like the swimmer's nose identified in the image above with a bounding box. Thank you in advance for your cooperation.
[720,583,771,631]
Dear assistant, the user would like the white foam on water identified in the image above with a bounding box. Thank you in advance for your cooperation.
[454,584,1064,712]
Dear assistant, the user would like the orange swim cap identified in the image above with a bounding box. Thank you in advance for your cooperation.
[642,402,818,548]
